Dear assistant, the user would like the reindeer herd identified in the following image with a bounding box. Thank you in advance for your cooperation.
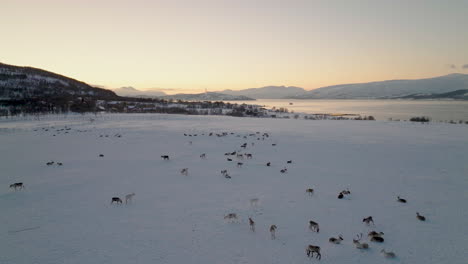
[8,125,429,262]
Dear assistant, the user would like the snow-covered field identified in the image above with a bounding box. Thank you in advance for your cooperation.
[1,114,467,264]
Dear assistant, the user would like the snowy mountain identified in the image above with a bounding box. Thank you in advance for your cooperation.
[161,92,254,101]
[112,86,166,97]
[292,73,468,99]
[0,62,117,100]
[219,86,307,99]
[397,89,468,100]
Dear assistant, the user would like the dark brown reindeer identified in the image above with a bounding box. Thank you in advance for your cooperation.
[270,225,277,239]
[9,182,24,190]
[111,197,123,204]
[397,196,407,203]
[306,188,314,195]
[362,216,374,225]
[249,217,255,232]
[306,245,321,260]
[309,220,319,232]
[161,155,170,160]
[329,235,343,244]
[416,212,426,221]
[237,162,243,168]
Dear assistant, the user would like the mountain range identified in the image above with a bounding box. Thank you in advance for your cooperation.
[2,62,467,101]
[290,73,468,99]
[120,74,468,100]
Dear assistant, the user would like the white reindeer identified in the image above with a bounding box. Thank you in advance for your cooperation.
[224,213,238,222]
[125,193,135,204]
[249,198,259,207]
[381,249,396,258]
[353,233,369,249]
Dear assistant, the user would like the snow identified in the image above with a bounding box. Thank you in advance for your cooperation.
[1,114,468,264]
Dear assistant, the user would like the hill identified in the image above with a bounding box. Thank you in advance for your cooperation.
[397,89,468,100]
[292,74,468,99]
[0,62,118,100]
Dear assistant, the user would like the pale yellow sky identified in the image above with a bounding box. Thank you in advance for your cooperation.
[1,0,467,93]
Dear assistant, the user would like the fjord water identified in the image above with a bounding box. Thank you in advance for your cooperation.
[227,99,468,121]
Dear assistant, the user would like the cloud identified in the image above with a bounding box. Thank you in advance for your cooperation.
[448,64,457,69]
[462,64,468,69]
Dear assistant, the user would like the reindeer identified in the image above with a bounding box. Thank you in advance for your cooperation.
[306,245,321,260]
[161,155,170,160]
[338,192,344,199]
[368,231,384,237]
[329,235,343,244]
[237,154,244,159]
[224,213,238,222]
[266,162,271,167]
[362,216,374,225]
[245,153,253,159]
[416,212,426,221]
[125,193,135,204]
[111,197,123,204]
[397,196,407,203]
[46,161,54,166]
[341,188,351,195]
[181,168,188,176]
[221,169,228,176]
[227,158,233,161]
[369,232,384,242]
[270,225,277,239]
[287,160,292,164]
[9,182,24,190]
[237,162,243,168]
[280,168,287,173]
[309,220,320,232]
[306,188,314,195]
[249,217,255,232]
[249,198,259,207]
[338,188,351,199]
[200,153,206,159]
[353,234,369,249]
[381,249,396,258]
[57,162,63,166]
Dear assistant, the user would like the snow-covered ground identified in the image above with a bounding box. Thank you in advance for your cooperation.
[1,114,467,264]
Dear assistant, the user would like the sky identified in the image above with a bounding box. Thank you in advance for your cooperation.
[1,0,468,93]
